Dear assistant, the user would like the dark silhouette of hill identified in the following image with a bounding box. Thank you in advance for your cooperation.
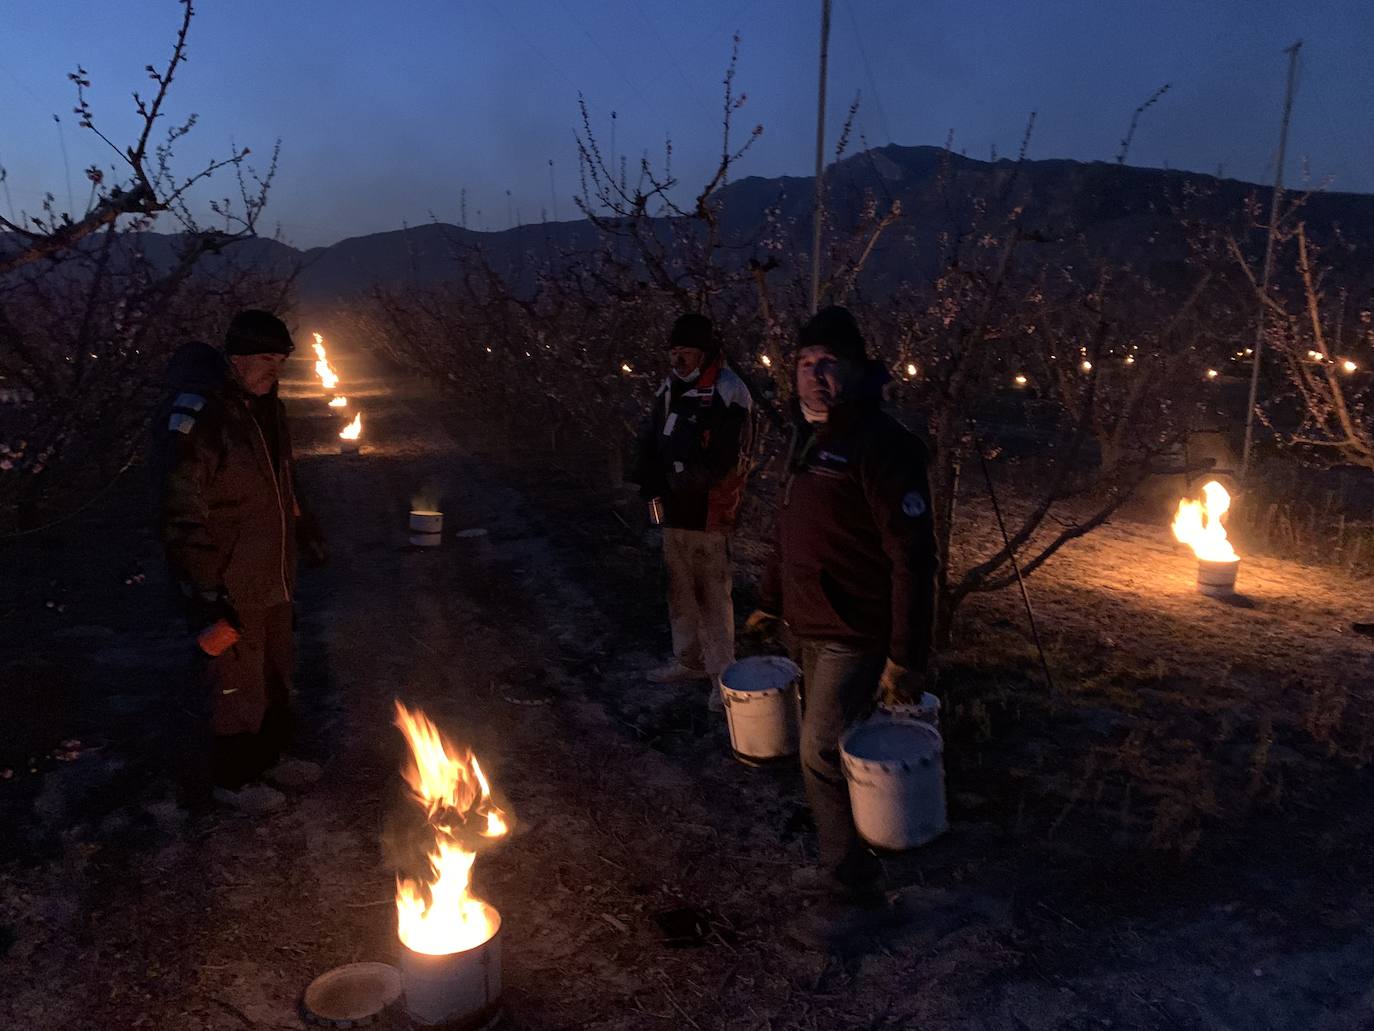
[18,146,1366,305]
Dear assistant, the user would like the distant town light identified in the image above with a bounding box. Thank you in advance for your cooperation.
[1013,374,1028,387]
[1125,355,1136,365]
[1206,369,1219,380]
[620,362,633,374]
[1342,359,1358,373]
[760,354,772,368]
[905,362,918,378]
[1080,360,1093,373]
[1308,350,1325,362]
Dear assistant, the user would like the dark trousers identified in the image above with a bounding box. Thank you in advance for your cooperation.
[799,638,886,887]
[203,603,295,790]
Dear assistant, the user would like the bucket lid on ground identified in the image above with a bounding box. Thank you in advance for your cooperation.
[842,717,941,768]
[721,655,800,695]
[301,961,403,1027]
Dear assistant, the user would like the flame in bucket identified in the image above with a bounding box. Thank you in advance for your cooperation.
[312,332,340,391]
[328,395,348,408]
[394,702,508,955]
[1172,480,1238,562]
[339,412,362,440]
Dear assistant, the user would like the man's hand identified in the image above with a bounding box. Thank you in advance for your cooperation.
[197,618,241,657]
[743,609,780,636]
[879,658,925,705]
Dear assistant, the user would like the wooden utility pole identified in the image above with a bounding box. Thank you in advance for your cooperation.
[1240,40,1302,481]
[809,0,832,314]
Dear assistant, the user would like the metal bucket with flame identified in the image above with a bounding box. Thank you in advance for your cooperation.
[400,912,503,1029]
[410,510,443,547]
[1197,557,1239,597]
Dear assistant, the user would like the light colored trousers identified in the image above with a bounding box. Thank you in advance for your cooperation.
[663,527,735,682]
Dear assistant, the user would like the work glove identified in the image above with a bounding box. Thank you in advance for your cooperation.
[296,509,328,567]
[743,609,781,636]
[196,618,241,657]
[879,658,926,706]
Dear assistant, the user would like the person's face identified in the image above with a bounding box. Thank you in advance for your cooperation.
[669,346,706,379]
[797,344,854,412]
[230,352,287,396]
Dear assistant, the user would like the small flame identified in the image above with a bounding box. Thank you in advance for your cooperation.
[393,702,508,956]
[339,412,362,440]
[1014,373,1028,386]
[329,395,348,408]
[1172,480,1238,563]
[905,362,918,378]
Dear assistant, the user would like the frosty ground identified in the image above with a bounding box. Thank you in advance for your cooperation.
[2,343,1373,1030]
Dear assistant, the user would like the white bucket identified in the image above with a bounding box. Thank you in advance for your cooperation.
[1197,558,1239,597]
[410,510,443,547]
[400,907,503,1029]
[841,715,947,851]
[720,655,801,765]
[877,692,941,729]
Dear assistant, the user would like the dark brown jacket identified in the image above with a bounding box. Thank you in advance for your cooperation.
[759,394,937,670]
[157,359,298,625]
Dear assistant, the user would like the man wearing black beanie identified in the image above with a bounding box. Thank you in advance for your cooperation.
[752,305,938,950]
[157,309,324,814]
[630,312,754,710]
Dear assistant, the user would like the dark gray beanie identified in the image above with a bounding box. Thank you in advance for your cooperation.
[798,306,867,363]
[225,309,294,356]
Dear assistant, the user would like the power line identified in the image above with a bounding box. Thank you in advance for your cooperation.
[631,0,716,120]
[843,0,893,146]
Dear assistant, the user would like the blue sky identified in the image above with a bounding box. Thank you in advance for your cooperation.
[3,0,1371,248]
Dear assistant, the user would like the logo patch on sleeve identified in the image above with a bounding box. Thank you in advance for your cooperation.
[901,490,927,518]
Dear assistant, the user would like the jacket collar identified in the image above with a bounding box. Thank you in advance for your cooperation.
[662,353,726,398]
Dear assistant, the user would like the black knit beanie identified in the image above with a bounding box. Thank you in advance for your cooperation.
[225,309,294,356]
[668,312,718,357]
[798,306,867,363]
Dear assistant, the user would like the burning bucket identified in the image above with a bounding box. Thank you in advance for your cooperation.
[841,714,947,851]
[339,411,363,453]
[393,703,510,1029]
[410,510,444,547]
[1172,480,1241,596]
[1196,557,1239,597]
[720,656,801,765]
[400,911,503,1029]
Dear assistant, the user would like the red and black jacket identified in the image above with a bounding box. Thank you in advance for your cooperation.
[631,355,754,532]
[759,394,938,670]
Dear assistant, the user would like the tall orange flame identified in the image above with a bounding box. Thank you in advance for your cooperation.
[393,702,508,955]
[312,332,340,391]
[339,412,362,440]
[1172,480,1238,562]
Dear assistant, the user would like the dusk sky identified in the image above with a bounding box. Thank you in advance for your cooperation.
[4,0,1372,249]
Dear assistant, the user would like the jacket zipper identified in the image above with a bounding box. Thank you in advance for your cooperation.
[249,415,291,603]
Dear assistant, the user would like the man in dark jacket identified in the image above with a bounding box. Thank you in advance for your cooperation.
[156,310,324,814]
[751,306,938,946]
[631,313,753,709]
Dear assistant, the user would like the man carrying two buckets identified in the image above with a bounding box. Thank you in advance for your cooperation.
[749,306,939,951]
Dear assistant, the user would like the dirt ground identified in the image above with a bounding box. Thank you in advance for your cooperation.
[2,342,1374,1030]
